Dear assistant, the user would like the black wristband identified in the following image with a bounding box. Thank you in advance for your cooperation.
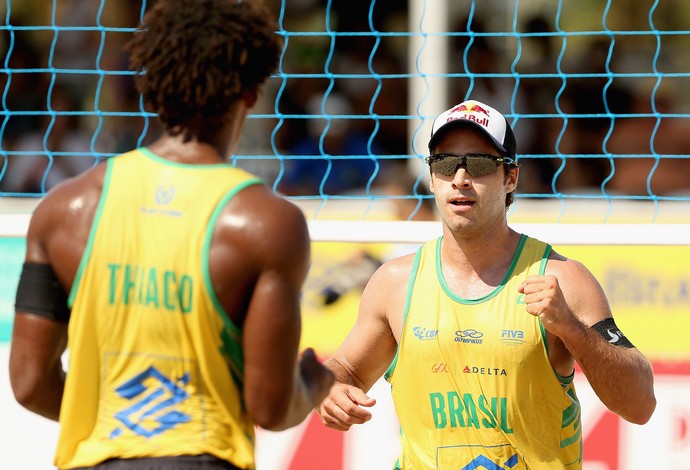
[591,318,634,349]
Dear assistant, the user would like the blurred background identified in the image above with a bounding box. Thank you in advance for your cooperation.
[1,1,690,469]
[2,0,690,204]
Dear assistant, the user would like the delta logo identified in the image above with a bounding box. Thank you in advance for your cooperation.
[463,365,508,376]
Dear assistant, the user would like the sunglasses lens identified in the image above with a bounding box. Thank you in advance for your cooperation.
[465,156,499,177]
[429,155,500,177]
[430,157,462,177]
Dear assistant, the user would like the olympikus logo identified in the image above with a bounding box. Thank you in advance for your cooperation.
[454,329,483,344]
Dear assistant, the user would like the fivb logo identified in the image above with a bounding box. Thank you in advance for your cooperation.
[500,329,526,346]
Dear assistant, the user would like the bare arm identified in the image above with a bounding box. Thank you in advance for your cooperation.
[10,315,67,421]
[519,255,656,424]
[318,256,407,431]
[10,191,71,421]
[230,190,333,431]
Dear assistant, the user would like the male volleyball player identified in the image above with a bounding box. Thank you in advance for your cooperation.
[317,99,656,469]
[10,1,333,469]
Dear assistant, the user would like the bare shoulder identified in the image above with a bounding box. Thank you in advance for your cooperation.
[545,248,612,325]
[27,163,106,265]
[214,184,310,267]
[33,163,106,222]
[360,250,417,332]
[544,249,603,289]
[367,251,417,291]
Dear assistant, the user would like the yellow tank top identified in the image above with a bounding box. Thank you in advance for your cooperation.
[57,148,263,469]
[386,235,582,470]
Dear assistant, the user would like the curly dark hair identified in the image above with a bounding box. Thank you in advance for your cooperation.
[126,0,282,143]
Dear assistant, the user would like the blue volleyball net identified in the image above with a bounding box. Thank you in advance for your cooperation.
[1,0,690,241]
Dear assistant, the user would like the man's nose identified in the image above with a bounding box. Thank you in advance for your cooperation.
[452,167,472,186]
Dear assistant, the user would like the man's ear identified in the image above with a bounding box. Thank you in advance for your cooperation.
[506,166,519,193]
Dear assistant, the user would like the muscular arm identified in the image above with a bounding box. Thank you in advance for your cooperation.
[221,188,332,431]
[326,261,401,391]
[10,314,67,421]
[318,256,406,431]
[10,190,73,421]
[519,255,656,424]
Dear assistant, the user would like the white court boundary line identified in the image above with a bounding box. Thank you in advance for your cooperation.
[2,214,690,245]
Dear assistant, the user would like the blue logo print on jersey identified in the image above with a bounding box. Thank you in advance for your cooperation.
[110,366,191,439]
[155,185,175,205]
[461,453,518,469]
[413,326,438,340]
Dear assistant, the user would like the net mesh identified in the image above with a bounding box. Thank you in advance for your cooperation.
[1,0,689,239]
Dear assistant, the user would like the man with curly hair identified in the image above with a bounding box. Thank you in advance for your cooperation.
[9,1,334,469]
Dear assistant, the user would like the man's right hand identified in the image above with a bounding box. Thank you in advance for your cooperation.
[316,382,376,431]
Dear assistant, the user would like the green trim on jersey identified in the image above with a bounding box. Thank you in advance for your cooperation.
[68,159,114,308]
[384,245,424,382]
[387,234,582,469]
[139,147,239,170]
[201,178,263,386]
[58,148,262,469]
[538,243,553,355]
[436,234,528,304]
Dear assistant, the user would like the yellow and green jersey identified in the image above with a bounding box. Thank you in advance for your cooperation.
[386,235,582,469]
[57,148,262,469]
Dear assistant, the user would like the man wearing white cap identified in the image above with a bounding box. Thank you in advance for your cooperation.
[317,99,656,469]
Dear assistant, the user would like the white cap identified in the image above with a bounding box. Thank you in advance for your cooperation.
[428,99,516,158]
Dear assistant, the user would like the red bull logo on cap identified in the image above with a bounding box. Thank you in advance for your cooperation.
[451,104,470,112]
[446,102,491,128]
[450,102,491,116]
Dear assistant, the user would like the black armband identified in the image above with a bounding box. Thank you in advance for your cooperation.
[591,318,634,349]
[15,262,70,323]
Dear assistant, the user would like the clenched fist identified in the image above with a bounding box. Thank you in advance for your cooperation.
[518,275,579,338]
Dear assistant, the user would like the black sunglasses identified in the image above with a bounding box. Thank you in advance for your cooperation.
[425,153,515,178]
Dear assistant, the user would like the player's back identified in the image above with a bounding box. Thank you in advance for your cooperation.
[54,148,263,469]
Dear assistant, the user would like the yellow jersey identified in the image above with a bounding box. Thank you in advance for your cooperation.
[57,148,263,469]
[386,235,582,469]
